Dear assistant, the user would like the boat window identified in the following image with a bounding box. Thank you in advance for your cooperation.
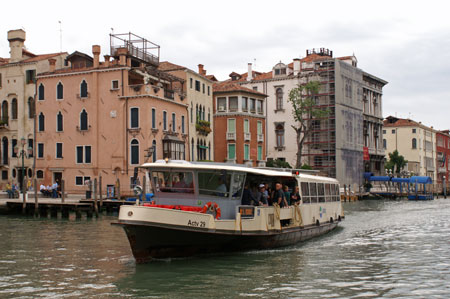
[335,184,340,201]
[230,172,246,199]
[198,171,231,198]
[318,183,325,202]
[152,171,194,193]
[301,182,310,204]
[310,183,317,203]
[325,184,331,202]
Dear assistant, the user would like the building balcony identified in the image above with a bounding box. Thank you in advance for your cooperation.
[164,89,175,100]
[257,134,264,143]
[438,167,447,173]
[76,92,90,100]
[226,132,236,140]
[244,132,251,141]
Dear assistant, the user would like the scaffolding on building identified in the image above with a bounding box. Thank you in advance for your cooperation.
[301,52,336,178]
[110,32,160,67]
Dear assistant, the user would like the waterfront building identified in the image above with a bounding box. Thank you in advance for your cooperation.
[383,116,436,180]
[436,130,450,190]
[212,81,267,166]
[0,29,66,191]
[231,49,387,187]
[158,62,215,161]
[35,33,188,194]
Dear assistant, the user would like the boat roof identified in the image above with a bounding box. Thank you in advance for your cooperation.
[140,160,339,183]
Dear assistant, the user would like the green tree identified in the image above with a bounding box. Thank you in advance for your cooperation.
[385,150,407,174]
[266,159,292,169]
[288,81,329,169]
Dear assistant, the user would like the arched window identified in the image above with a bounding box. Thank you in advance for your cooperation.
[412,138,417,149]
[152,140,157,162]
[28,97,34,118]
[276,88,283,110]
[2,137,8,165]
[38,113,45,132]
[130,139,139,165]
[57,111,63,132]
[80,80,88,98]
[196,104,199,123]
[11,98,17,120]
[38,83,45,100]
[202,106,205,121]
[275,123,285,148]
[1,100,8,124]
[57,82,64,100]
[80,109,88,131]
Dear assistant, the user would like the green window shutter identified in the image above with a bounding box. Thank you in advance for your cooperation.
[228,119,235,132]
[257,121,262,134]
[228,144,236,159]
[244,119,249,133]
[257,146,262,161]
[244,144,249,160]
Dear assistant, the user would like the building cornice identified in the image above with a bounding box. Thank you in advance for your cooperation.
[213,112,266,119]
[119,94,188,108]
[36,67,130,79]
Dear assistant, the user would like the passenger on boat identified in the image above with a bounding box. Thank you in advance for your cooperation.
[274,183,288,207]
[255,184,269,206]
[242,183,258,205]
[173,173,188,191]
[283,185,291,206]
[216,177,227,197]
[290,186,301,205]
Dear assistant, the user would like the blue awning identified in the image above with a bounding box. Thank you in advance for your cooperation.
[369,176,391,182]
[391,178,410,183]
[364,172,374,180]
[409,176,432,184]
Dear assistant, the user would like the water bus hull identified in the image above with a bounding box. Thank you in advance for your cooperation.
[117,217,338,263]
[115,160,344,263]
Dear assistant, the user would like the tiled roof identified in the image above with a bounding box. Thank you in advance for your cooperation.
[206,74,218,81]
[383,116,430,129]
[337,56,354,61]
[213,81,267,97]
[300,53,332,63]
[158,61,186,72]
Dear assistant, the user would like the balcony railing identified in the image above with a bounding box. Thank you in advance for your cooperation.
[226,132,236,140]
[244,132,251,141]
[164,89,174,100]
[257,134,264,142]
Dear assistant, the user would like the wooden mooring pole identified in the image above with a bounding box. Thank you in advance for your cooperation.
[34,178,38,216]
[99,175,103,208]
[93,178,99,217]
[61,180,65,204]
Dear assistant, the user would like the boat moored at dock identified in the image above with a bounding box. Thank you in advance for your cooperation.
[115,160,344,263]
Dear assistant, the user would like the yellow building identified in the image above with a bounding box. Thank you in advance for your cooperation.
[383,116,436,180]
[0,29,66,190]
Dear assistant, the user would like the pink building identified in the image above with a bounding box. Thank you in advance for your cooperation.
[35,33,188,194]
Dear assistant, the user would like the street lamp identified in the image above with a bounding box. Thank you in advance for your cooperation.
[14,137,33,208]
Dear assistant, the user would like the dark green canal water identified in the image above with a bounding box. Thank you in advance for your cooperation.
[1,199,449,298]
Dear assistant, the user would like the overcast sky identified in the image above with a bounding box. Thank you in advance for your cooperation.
[2,0,449,130]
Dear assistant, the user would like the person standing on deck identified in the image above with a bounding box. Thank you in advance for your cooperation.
[275,183,288,207]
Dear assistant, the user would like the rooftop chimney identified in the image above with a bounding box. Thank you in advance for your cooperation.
[8,29,26,63]
[247,63,253,81]
[92,45,101,68]
[48,58,56,73]
[198,64,206,76]
[104,55,110,67]
[293,58,300,76]
[117,47,127,66]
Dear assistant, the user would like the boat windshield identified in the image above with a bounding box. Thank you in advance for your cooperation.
[152,171,194,194]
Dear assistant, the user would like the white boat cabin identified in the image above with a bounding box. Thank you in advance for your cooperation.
[140,160,341,221]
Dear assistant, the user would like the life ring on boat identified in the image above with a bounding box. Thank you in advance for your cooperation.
[202,202,221,219]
